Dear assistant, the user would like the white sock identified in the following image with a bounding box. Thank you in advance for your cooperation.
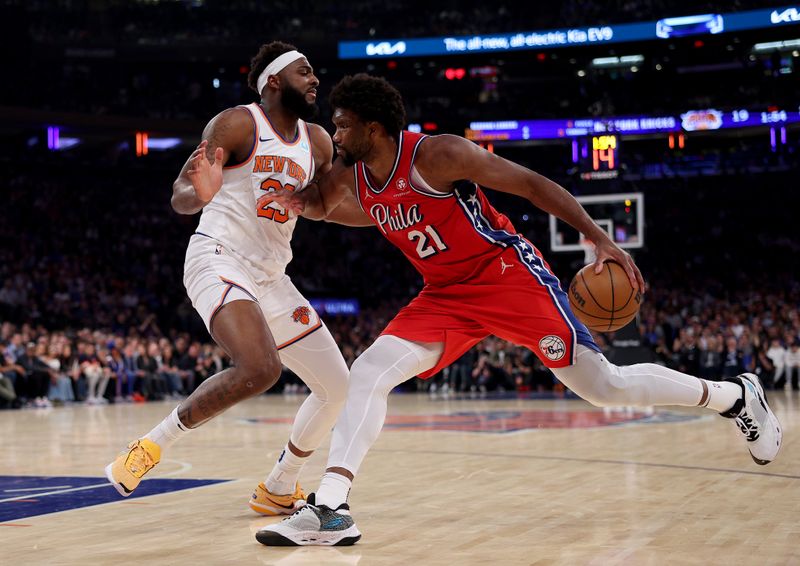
[144,406,190,450]
[315,472,352,509]
[264,444,307,495]
[701,379,743,413]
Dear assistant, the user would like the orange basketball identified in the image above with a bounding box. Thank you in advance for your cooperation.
[568,261,642,332]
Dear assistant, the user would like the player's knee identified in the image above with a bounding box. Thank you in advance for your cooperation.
[349,356,393,398]
[582,388,621,407]
[561,362,629,407]
[237,351,282,393]
[582,373,631,407]
[320,368,350,406]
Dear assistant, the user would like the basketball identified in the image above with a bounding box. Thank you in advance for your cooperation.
[568,261,642,332]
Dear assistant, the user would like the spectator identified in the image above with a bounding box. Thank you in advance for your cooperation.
[786,342,800,392]
[767,338,787,390]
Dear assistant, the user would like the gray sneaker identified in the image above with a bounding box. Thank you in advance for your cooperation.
[255,496,361,546]
[721,373,782,465]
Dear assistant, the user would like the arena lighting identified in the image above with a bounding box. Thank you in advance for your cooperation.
[47,126,59,150]
[46,126,81,150]
[146,137,182,150]
[135,132,149,157]
[56,137,80,150]
[407,123,422,133]
[339,5,800,58]
[753,38,800,51]
[591,55,644,68]
[444,67,466,80]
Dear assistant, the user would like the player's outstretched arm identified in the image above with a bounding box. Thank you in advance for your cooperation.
[171,108,253,215]
[271,155,373,227]
[416,134,645,292]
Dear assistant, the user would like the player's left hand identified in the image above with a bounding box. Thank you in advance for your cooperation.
[591,242,646,294]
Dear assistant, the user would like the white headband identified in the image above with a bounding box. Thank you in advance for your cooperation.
[256,50,306,95]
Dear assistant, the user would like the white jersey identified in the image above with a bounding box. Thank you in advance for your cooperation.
[194,102,315,282]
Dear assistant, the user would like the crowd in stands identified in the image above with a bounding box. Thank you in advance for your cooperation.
[1,151,797,408]
[2,285,798,409]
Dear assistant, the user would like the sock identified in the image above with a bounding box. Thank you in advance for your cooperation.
[700,379,743,413]
[315,472,352,509]
[144,406,190,450]
[264,444,308,495]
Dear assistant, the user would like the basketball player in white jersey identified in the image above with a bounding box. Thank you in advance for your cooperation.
[105,42,354,518]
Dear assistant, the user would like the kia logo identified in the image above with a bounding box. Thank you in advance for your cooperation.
[771,8,800,23]
[366,41,407,56]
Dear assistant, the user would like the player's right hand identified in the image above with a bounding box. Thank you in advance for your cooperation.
[270,188,306,215]
[186,140,224,204]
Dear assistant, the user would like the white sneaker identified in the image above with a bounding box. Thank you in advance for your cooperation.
[721,373,782,465]
[255,494,361,546]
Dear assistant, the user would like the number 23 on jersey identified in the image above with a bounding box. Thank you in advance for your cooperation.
[256,179,295,223]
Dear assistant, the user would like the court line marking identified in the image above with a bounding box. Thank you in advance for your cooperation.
[371,448,800,480]
[0,484,111,505]
[4,486,73,492]
[0,459,194,504]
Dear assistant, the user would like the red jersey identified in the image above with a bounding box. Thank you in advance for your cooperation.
[354,131,516,286]
[353,130,599,374]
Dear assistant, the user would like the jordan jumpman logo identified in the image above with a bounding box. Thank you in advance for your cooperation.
[500,257,514,274]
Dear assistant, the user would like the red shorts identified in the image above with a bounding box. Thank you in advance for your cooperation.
[382,247,598,379]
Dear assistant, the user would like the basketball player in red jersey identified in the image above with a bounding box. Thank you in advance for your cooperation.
[106,43,357,522]
[256,74,781,546]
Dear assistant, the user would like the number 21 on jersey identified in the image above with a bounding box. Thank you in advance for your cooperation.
[257,179,295,223]
[408,225,448,258]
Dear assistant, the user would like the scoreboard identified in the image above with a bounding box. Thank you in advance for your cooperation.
[580,134,620,180]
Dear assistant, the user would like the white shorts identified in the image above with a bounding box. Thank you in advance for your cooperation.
[183,234,322,349]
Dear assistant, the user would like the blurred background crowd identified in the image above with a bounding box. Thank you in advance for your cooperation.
[0,0,797,408]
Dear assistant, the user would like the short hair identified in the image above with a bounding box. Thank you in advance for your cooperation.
[329,74,406,140]
[247,41,298,94]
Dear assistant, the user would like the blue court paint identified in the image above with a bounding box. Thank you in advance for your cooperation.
[0,476,230,522]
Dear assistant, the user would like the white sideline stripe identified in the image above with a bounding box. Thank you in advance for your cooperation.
[0,459,194,504]
[4,485,72,492]
[0,483,110,503]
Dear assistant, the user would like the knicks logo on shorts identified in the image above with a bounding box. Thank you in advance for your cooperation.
[539,335,566,361]
[291,306,312,325]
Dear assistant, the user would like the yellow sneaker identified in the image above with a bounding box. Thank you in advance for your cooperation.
[249,482,306,516]
[105,439,161,497]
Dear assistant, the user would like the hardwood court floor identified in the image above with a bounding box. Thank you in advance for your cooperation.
[2,390,798,565]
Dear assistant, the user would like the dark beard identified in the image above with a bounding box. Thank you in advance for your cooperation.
[281,84,318,121]
[337,139,371,166]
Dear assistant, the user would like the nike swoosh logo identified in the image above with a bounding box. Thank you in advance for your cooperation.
[259,136,274,142]
[322,518,346,529]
